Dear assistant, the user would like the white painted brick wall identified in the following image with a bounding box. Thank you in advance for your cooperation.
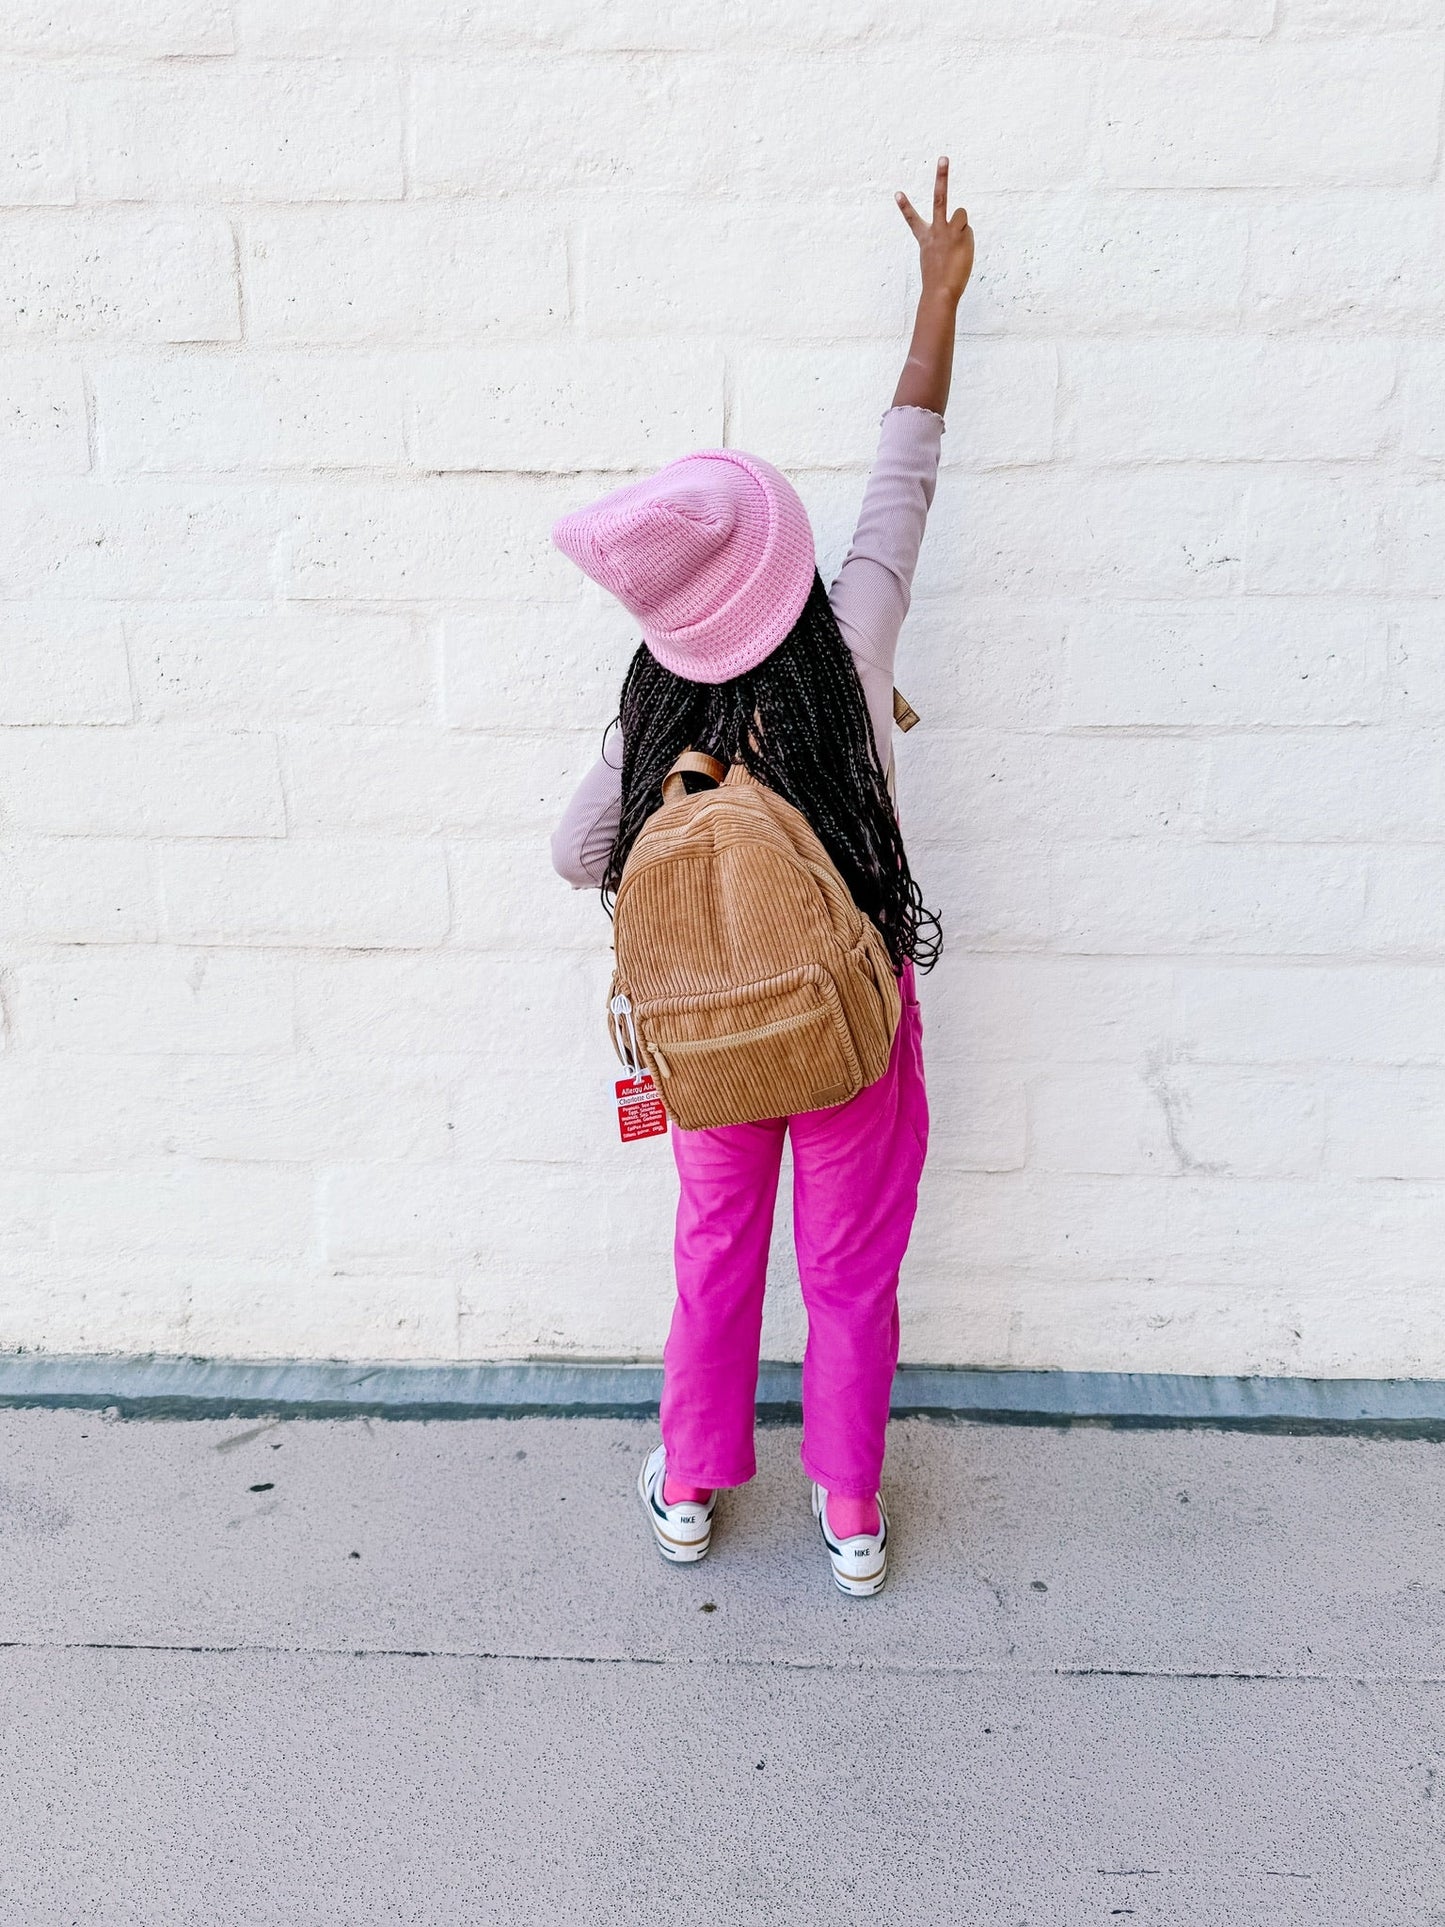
[2,0,1444,1377]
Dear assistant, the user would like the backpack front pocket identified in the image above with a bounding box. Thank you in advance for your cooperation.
[638,966,863,1130]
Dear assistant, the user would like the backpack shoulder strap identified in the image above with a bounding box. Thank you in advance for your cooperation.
[661,750,726,804]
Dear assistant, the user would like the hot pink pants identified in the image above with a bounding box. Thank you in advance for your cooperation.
[660,966,928,1500]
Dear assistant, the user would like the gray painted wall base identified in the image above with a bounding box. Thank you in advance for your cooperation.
[2,1353,1444,1435]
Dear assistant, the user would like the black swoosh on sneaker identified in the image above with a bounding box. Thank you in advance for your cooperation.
[819,1514,887,1557]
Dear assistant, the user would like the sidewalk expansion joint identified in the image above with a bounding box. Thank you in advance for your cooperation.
[0,1639,1439,1685]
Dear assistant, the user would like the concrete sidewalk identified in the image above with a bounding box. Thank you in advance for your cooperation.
[1,1410,1442,1925]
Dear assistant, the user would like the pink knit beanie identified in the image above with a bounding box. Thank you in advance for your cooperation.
[551,449,816,684]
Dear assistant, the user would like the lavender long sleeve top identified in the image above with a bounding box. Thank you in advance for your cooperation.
[549,404,944,890]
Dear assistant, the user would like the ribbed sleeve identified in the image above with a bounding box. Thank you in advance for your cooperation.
[828,404,944,766]
[549,724,623,889]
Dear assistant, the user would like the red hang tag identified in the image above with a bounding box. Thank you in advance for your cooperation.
[615,1072,667,1143]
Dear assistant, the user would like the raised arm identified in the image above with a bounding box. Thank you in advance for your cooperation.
[827,162,974,747]
[892,157,974,416]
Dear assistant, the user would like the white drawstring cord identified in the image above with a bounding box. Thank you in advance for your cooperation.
[609,993,646,1084]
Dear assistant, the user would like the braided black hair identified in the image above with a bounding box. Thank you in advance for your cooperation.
[601,570,941,974]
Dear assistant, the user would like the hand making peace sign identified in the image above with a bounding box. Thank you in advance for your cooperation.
[896,156,975,304]
[890,157,973,414]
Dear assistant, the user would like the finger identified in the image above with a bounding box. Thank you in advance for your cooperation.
[933,156,949,224]
[895,190,927,240]
[951,206,970,233]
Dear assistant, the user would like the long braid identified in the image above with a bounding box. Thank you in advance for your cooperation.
[601,571,941,974]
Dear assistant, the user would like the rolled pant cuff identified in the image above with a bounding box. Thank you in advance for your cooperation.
[662,1460,755,1491]
[799,1454,881,1500]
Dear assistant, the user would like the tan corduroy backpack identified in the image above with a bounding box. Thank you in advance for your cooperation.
[607,750,902,1131]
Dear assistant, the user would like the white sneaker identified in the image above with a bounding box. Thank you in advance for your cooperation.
[638,1444,715,1564]
[812,1483,888,1597]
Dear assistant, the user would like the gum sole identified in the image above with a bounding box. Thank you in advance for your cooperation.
[831,1565,887,1597]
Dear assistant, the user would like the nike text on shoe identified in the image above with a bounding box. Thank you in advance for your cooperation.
[638,1444,715,1564]
[811,1482,888,1597]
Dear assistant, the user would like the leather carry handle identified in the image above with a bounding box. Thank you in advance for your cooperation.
[662,750,726,805]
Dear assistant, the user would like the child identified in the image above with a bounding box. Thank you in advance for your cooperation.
[550,161,974,1596]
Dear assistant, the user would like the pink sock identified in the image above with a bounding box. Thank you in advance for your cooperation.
[663,1475,713,1506]
[826,1492,881,1538]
